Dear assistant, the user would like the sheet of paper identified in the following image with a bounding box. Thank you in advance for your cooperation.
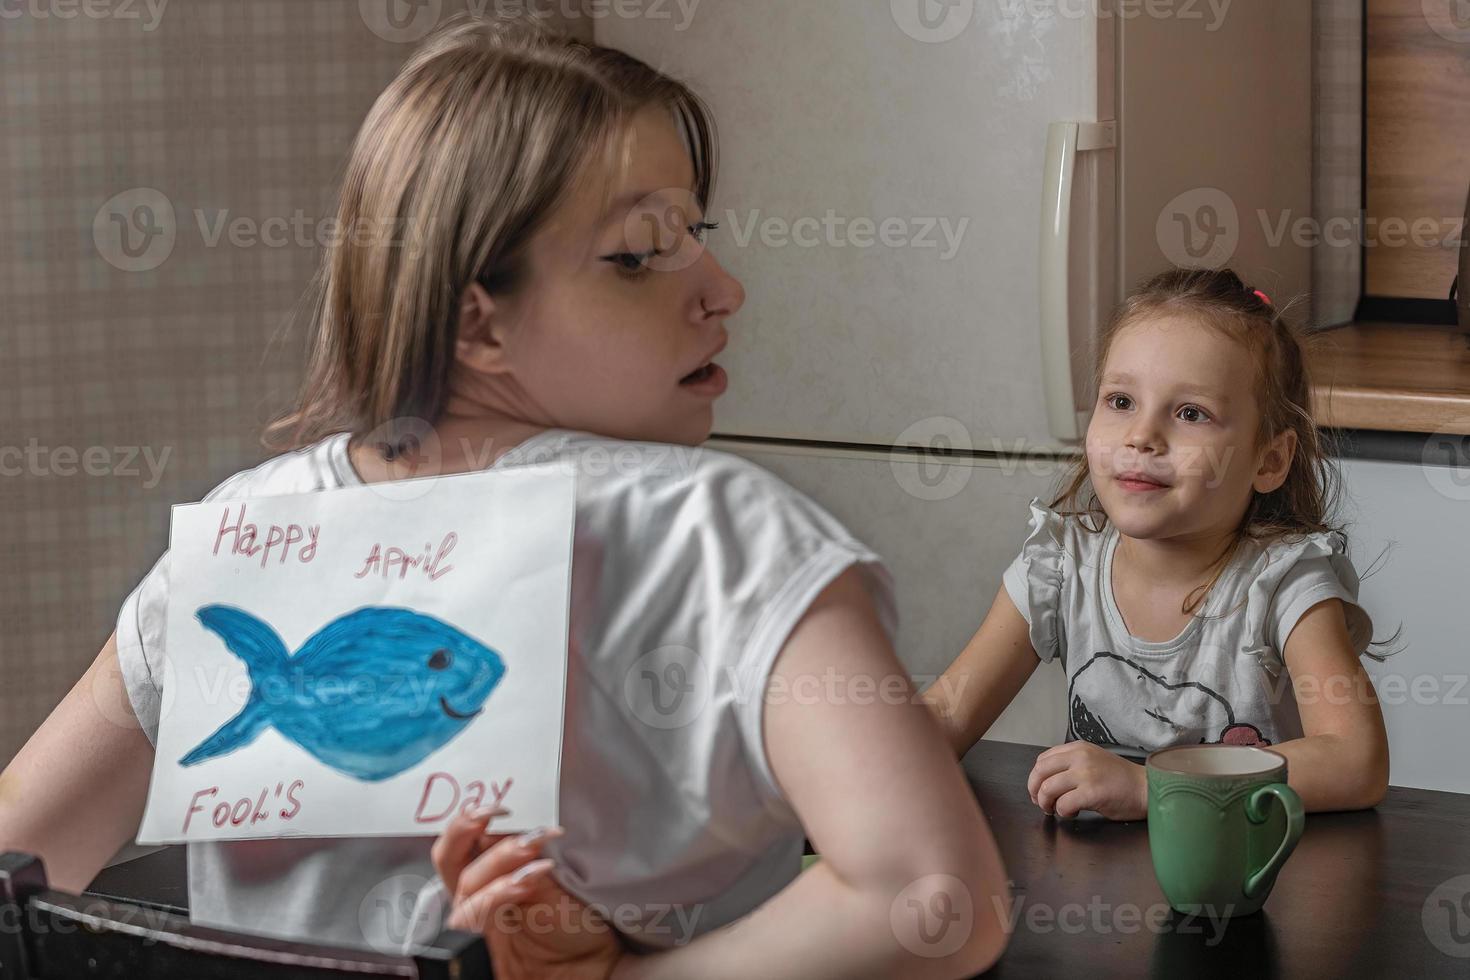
[137,464,574,844]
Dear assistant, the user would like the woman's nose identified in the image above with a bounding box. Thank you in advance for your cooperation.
[697,251,745,321]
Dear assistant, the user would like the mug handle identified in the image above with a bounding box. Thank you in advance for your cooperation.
[1243,782,1305,900]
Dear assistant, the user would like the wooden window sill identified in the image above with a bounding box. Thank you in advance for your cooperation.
[1307,321,1470,435]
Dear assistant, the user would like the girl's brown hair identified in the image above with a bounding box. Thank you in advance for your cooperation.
[1051,267,1345,616]
[262,14,717,457]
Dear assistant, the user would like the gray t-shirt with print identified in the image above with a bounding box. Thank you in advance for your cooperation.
[1002,498,1375,754]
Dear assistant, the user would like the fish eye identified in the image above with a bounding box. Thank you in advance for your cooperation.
[428,649,451,671]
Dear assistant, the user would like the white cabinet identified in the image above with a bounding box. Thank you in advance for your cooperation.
[715,438,1068,748]
[1338,457,1470,794]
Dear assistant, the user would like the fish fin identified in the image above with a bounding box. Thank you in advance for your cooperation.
[179,698,270,767]
[195,605,289,678]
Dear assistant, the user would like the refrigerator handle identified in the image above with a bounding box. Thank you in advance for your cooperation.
[1040,120,1115,443]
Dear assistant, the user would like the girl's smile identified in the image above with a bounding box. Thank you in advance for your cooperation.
[1116,474,1171,494]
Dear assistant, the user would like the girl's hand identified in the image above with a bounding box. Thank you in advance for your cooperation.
[1027,741,1148,821]
[431,807,625,980]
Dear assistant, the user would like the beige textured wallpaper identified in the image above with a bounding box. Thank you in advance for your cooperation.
[0,1,591,765]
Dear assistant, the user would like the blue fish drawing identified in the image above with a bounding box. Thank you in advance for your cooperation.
[179,605,506,781]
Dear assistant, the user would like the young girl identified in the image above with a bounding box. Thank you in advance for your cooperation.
[0,15,1009,979]
[923,268,1392,823]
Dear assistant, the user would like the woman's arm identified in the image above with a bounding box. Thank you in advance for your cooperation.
[613,567,1012,980]
[0,631,156,892]
[1271,598,1391,811]
[918,585,1040,757]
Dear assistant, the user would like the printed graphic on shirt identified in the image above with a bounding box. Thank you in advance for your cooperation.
[1067,652,1273,753]
[179,605,507,781]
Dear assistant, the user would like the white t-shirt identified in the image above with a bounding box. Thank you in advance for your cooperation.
[1002,497,1375,753]
[116,428,897,953]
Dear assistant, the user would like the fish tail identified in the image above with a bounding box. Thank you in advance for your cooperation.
[180,605,285,766]
[179,697,270,767]
[195,605,289,680]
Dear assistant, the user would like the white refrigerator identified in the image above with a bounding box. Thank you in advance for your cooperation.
[596,1,1313,747]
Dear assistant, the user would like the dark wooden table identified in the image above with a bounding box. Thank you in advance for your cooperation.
[87,739,1470,977]
[962,739,1470,978]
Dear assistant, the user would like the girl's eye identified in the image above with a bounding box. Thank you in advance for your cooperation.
[1178,405,1211,424]
[1104,393,1132,411]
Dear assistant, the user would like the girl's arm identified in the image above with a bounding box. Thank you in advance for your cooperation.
[918,585,1040,757]
[0,632,156,892]
[613,567,1012,980]
[1271,598,1391,811]
[923,589,1151,823]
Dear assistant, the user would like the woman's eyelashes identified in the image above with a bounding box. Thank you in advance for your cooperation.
[600,221,721,280]
[1101,393,1213,424]
[604,249,659,278]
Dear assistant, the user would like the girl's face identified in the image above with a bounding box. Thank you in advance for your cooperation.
[456,106,745,447]
[1085,314,1295,544]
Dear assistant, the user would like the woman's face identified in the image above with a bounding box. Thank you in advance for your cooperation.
[1085,314,1294,544]
[458,106,745,447]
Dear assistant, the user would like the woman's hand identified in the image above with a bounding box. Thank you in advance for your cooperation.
[431,807,626,980]
[1027,741,1148,821]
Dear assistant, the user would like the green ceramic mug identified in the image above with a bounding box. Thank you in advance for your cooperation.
[1146,745,1305,918]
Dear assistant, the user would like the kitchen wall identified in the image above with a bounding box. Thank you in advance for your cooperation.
[0,2,591,766]
[5,0,1453,798]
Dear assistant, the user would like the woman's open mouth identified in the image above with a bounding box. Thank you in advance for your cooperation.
[679,362,728,396]
[440,696,482,720]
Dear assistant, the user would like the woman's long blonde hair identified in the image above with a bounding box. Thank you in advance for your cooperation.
[263,14,717,457]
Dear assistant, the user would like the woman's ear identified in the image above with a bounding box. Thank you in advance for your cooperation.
[454,281,514,375]
[1253,428,1298,494]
